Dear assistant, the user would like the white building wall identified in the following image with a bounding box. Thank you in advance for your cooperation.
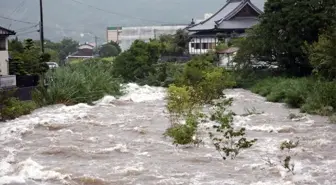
[119,25,187,51]
[0,37,9,75]
[188,37,218,55]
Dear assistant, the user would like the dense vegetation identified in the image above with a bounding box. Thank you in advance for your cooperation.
[251,77,336,117]
[0,90,36,121]
[232,0,336,121]
[33,60,123,106]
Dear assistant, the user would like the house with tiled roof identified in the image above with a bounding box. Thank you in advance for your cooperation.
[187,0,266,55]
[0,26,16,76]
[66,43,95,62]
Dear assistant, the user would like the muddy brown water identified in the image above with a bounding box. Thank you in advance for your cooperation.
[0,84,335,185]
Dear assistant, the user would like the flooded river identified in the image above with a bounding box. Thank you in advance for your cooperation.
[0,84,335,185]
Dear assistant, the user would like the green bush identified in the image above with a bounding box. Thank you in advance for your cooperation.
[33,60,123,106]
[112,40,161,82]
[302,81,336,115]
[250,77,336,116]
[138,63,184,87]
[165,115,198,145]
[251,77,282,96]
[264,78,312,107]
[0,98,36,120]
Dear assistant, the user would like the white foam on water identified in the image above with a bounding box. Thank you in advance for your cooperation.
[0,158,69,184]
[93,95,116,105]
[0,103,92,143]
[120,83,166,102]
[96,144,129,153]
[111,162,144,175]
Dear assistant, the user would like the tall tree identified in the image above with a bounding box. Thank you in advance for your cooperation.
[235,0,336,76]
[98,41,121,57]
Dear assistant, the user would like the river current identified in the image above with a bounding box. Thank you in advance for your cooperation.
[0,84,335,185]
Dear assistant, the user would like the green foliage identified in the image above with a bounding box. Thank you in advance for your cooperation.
[32,60,123,106]
[137,63,184,87]
[99,41,121,57]
[159,29,189,55]
[165,115,199,146]
[0,97,36,121]
[166,85,200,123]
[164,54,249,156]
[9,39,50,76]
[112,40,161,82]
[58,38,79,62]
[209,99,257,160]
[234,0,335,76]
[176,56,235,104]
[301,81,336,115]
[307,27,336,80]
[251,77,336,115]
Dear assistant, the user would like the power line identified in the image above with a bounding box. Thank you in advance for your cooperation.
[16,24,39,32]
[16,30,39,36]
[68,0,172,24]
[0,15,37,25]
[8,0,26,28]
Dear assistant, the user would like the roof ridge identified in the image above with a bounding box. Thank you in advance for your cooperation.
[0,26,16,35]
[188,0,234,29]
[222,0,263,22]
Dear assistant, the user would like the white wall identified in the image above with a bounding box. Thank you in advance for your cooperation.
[0,37,9,75]
[188,37,218,55]
[119,25,187,51]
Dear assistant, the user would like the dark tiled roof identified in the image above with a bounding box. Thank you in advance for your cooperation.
[69,48,93,57]
[217,17,259,29]
[0,26,16,35]
[188,0,266,31]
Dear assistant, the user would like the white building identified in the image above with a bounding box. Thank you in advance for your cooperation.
[107,25,187,51]
[187,0,266,55]
[0,26,15,76]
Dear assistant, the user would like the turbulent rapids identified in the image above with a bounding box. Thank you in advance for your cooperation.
[0,84,335,185]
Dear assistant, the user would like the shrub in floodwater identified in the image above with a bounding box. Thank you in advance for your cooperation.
[209,99,257,160]
[33,61,123,106]
[280,140,299,174]
[0,97,36,120]
[165,115,200,146]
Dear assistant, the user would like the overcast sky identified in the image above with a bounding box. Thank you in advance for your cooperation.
[0,0,225,42]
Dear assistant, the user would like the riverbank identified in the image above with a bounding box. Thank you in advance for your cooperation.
[248,77,336,123]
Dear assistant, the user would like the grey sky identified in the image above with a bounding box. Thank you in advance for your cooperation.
[0,0,225,42]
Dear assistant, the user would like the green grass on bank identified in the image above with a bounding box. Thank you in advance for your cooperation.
[33,61,123,106]
[250,77,336,118]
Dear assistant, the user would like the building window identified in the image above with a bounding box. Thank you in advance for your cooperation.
[202,43,208,49]
[0,37,6,51]
[195,43,200,49]
[191,43,195,48]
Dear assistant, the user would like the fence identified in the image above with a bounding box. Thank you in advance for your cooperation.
[0,75,39,102]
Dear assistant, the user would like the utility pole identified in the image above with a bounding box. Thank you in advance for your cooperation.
[94,36,98,50]
[39,0,45,53]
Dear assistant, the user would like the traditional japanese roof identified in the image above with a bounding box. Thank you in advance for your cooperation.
[188,0,266,31]
[0,26,16,35]
[68,48,94,58]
